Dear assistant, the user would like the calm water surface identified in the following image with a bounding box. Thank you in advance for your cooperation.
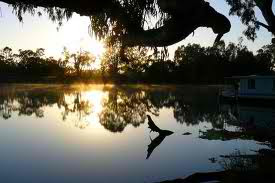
[0,84,269,183]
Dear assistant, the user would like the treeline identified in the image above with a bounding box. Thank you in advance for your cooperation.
[0,48,65,82]
[0,40,274,84]
[101,41,275,84]
[0,47,98,83]
[170,41,275,83]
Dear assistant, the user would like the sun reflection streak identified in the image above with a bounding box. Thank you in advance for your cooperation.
[84,90,108,131]
[58,89,108,131]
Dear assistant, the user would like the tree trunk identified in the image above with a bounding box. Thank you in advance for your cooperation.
[255,0,275,35]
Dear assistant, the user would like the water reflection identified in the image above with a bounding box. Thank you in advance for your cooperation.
[0,86,94,129]
[1,85,274,134]
[219,103,275,129]
[98,87,159,132]
[147,134,171,160]
[60,92,93,129]
[168,148,275,183]
[146,115,173,159]
[0,88,62,119]
[0,84,273,183]
[0,85,224,132]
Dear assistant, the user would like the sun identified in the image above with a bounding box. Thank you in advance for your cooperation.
[54,15,106,69]
[64,37,105,69]
[80,38,105,69]
[85,38,105,57]
[58,17,106,69]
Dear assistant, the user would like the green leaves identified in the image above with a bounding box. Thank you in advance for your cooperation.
[226,0,259,41]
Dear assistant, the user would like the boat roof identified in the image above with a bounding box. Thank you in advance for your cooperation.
[225,75,275,79]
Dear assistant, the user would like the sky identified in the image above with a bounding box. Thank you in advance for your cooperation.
[0,1,274,59]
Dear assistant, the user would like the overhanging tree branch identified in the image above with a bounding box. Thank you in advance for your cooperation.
[0,0,112,16]
[255,21,272,31]
[0,0,231,47]
[254,0,275,35]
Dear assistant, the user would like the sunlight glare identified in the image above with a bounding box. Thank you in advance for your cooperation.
[59,15,106,69]
[63,37,105,69]
[84,91,108,131]
[84,39,105,69]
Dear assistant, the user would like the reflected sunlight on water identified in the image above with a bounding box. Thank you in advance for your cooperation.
[85,90,108,131]
[55,89,109,131]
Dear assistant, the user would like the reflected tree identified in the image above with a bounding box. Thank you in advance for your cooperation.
[0,86,93,129]
[98,86,224,132]
[99,87,159,132]
[0,95,14,119]
[60,92,92,129]
[0,85,238,132]
[0,90,61,119]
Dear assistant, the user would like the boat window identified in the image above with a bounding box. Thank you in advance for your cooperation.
[248,79,255,89]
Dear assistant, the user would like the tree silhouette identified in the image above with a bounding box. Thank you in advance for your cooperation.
[62,48,96,77]
[1,0,274,49]
[2,47,13,61]
[225,0,275,41]
[101,42,150,82]
[1,0,231,47]
[256,43,275,71]
[0,42,274,84]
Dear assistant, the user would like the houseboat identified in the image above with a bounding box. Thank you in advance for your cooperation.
[220,75,275,101]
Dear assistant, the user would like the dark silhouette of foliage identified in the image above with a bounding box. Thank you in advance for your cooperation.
[225,0,275,41]
[0,41,274,84]
[0,0,231,48]
[0,47,99,83]
[0,85,222,132]
[170,41,275,84]
[0,1,274,82]
[100,43,150,83]
[1,0,274,46]
[63,48,96,77]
